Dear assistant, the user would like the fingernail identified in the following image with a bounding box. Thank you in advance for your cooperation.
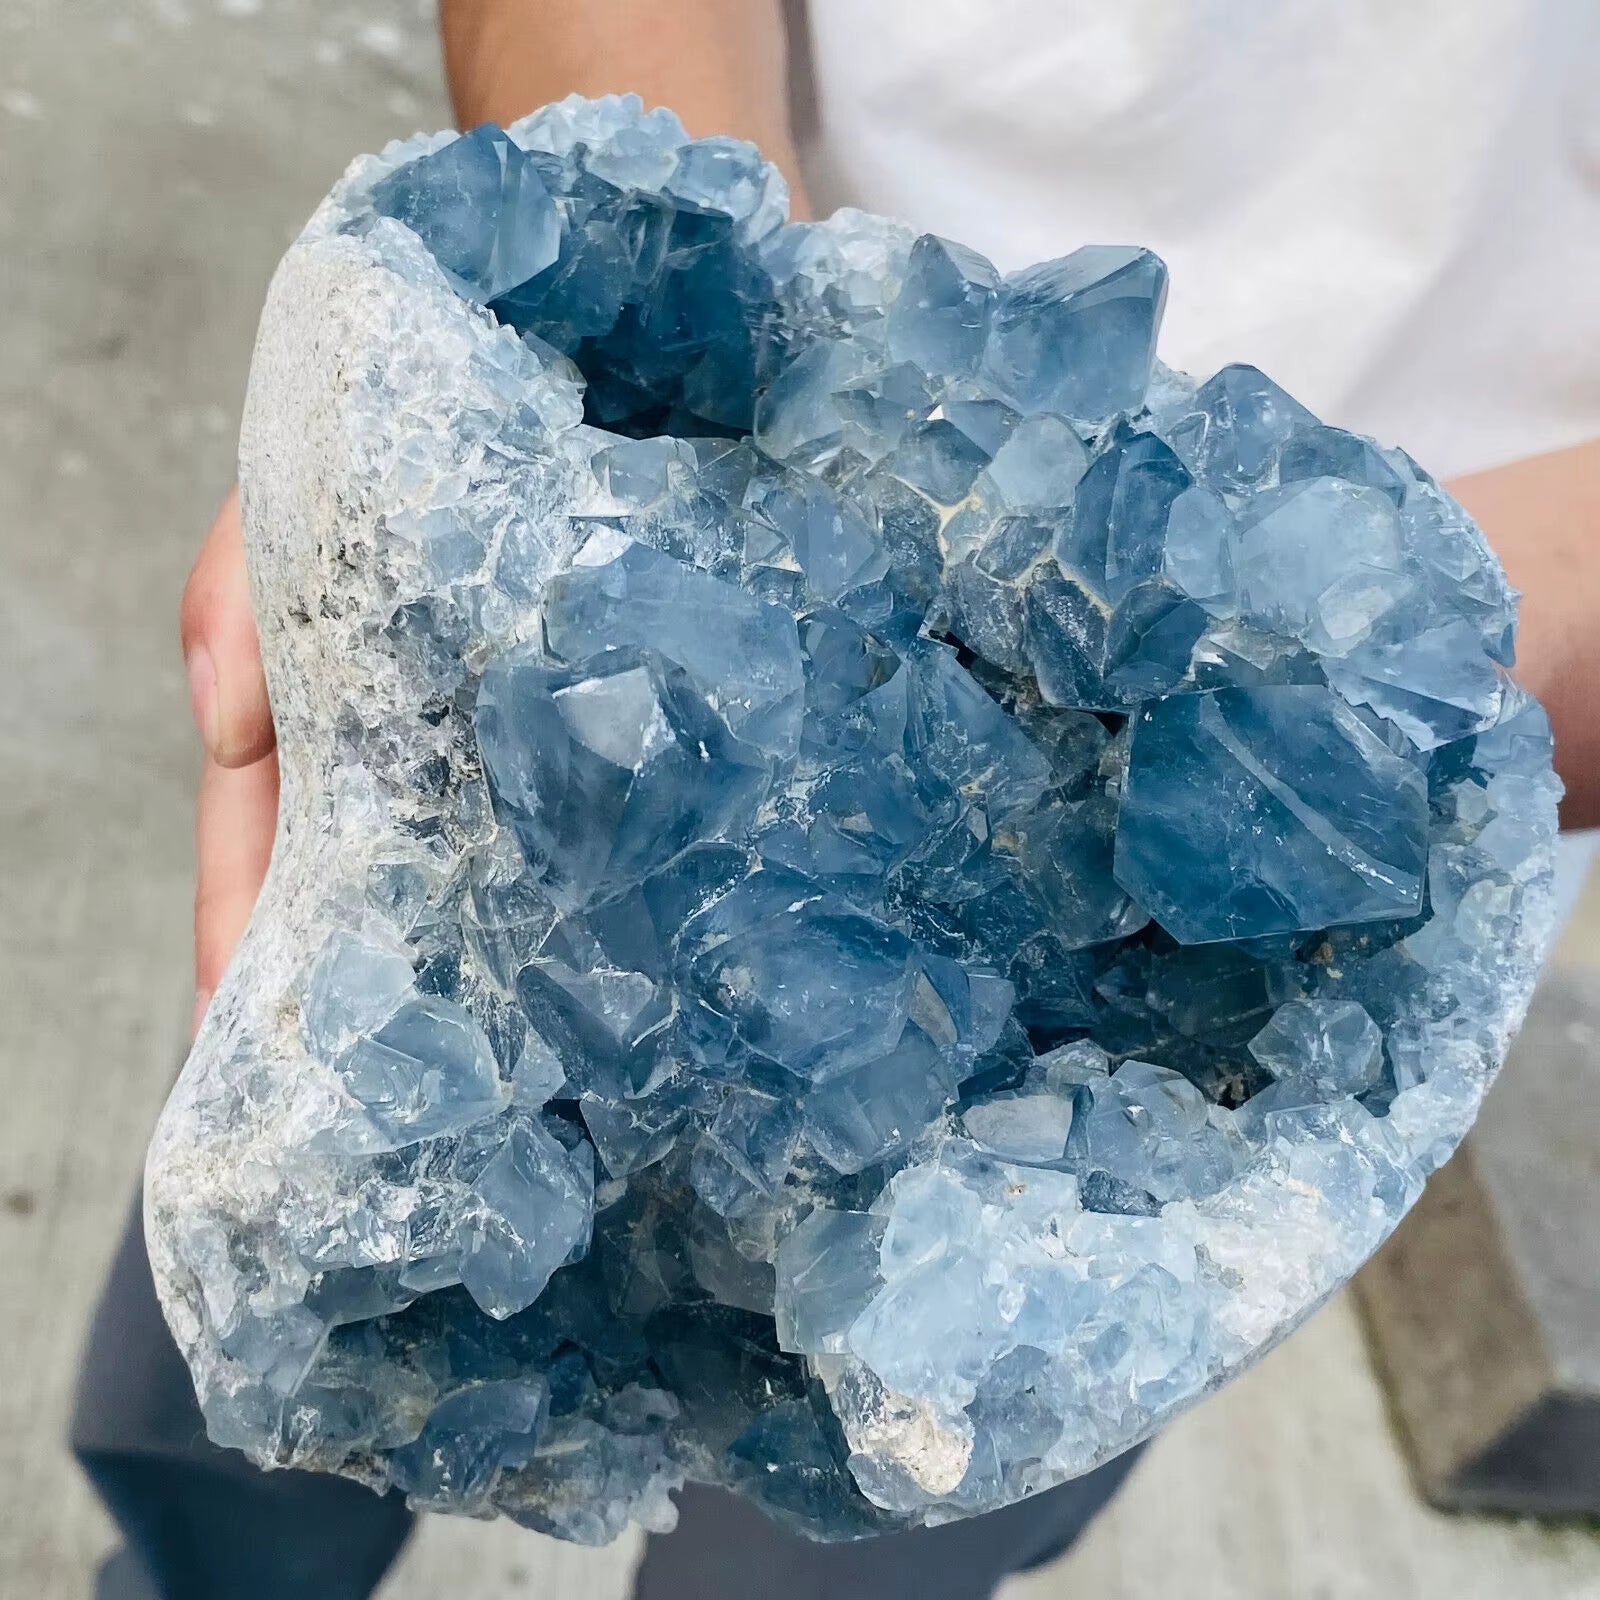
[191,987,213,1039]
[186,645,218,750]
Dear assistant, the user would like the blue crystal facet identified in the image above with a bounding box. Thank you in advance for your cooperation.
[371,124,560,303]
[1115,686,1430,943]
[163,97,1559,1550]
[984,245,1168,422]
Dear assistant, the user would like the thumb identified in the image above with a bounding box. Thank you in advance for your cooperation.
[180,488,276,768]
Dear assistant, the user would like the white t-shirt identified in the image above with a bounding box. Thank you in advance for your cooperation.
[802,0,1600,481]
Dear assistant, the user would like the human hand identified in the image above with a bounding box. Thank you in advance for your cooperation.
[1449,437,1600,828]
[180,489,278,1038]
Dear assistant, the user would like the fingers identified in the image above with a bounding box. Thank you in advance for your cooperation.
[193,749,280,1036]
[181,488,276,769]
[184,486,280,1037]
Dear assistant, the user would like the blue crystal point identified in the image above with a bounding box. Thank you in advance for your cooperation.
[371,123,560,303]
[1058,424,1193,603]
[983,245,1168,421]
[1162,362,1318,492]
[887,234,1002,376]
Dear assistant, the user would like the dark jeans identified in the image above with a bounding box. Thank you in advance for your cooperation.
[74,1204,1141,1599]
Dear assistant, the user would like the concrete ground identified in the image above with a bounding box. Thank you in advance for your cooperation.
[3,3,1599,1596]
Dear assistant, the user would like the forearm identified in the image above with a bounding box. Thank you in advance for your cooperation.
[1448,437,1600,827]
[438,0,809,211]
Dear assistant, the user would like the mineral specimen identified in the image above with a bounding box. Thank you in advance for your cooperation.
[146,95,1561,1543]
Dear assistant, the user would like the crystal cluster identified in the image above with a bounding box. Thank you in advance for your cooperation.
[146,97,1561,1543]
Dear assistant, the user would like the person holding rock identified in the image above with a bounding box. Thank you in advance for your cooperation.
[78,2,1600,1597]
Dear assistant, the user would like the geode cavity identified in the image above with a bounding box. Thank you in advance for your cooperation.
[146,96,1561,1543]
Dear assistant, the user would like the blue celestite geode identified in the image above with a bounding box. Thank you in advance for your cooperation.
[146,96,1562,1543]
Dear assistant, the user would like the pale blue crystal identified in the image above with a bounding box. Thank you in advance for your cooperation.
[983,246,1168,422]
[371,124,559,303]
[331,994,506,1151]
[511,1036,566,1107]
[748,472,889,602]
[1248,998,1384,1096]
[459,1120,595,1318]
[802,1023,961,1173]
[302,930,416,1059]
[885,418,992,505]
[1161,363,1317,492]
[542,541,805,758]
[690,1086,802,1217]
[1023,568,1116,709]
[983,413,1090,510]
[1103,580,1210,698]
[167,100,1560,1550]
[942,397,1020,457]
[754,340,881,466]
[1280,423,1408,504]
[961,1091,1076,1164]
[1231,476,1407,657]
[303,932,505,1152]
[584,121,685,190]
[1323,618,1506,750]
[1115,686,1429,942]
[1064,1059,1241,1203]
[886,234,1001,377]
[512,955,667,1104]
[681,872,920,1082]
[1010,791,1148,949]
[1058,425,1192,604]
[578,1087,689,1175]
[904,639,1051,817]
[773,1208,886,1355]
[1160,485,1235,612]
[476,647,771,912]
[794,606,907,767]
[389,1379,550,1509]
[665,135,787,243]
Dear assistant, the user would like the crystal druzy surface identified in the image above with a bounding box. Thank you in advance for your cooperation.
[146,97,1562,1543]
